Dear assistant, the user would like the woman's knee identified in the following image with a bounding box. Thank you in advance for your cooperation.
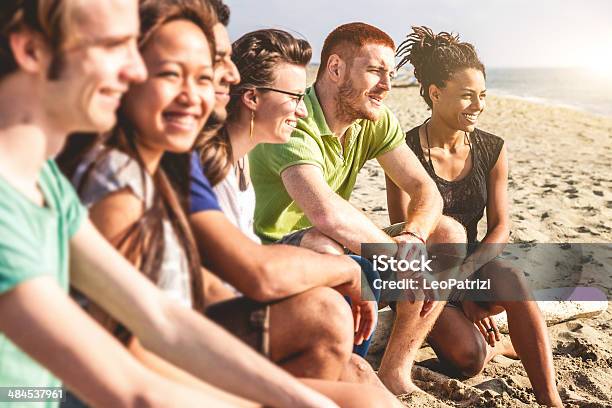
[449,338,487,377]
[481,260,531,301]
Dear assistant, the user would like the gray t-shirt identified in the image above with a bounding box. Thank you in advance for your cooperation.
[72,146,192,308]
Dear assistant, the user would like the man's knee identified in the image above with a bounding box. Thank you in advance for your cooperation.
[300,228,344,255]
[394,299,444,321]
[428,216,467,263]
[431,216,467,244]
[299,287,354,357]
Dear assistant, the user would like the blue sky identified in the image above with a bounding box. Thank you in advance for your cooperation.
[224,0,612,68]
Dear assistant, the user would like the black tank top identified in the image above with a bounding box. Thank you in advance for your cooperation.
[405,125,504,243]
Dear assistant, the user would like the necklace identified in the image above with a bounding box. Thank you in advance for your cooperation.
[237,156,249,191]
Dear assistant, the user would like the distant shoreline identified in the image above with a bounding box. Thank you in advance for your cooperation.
[306,64,612,117]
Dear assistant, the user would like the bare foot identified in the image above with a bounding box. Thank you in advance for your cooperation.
[377,368,425,396]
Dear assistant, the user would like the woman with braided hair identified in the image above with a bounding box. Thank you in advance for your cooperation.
[386,26,563,406]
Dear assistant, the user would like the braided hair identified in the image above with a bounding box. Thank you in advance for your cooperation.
[396,26,485,108]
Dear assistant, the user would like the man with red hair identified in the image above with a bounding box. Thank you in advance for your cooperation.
[250,22,467,395]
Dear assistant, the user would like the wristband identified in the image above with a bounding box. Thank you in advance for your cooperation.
[400,230,426,244]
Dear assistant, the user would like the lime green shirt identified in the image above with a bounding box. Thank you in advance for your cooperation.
[0,160,86,408]
[250,86,404,243]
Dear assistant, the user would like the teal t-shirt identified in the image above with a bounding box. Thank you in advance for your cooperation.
[249,86,405,243]
[0,160,86,407]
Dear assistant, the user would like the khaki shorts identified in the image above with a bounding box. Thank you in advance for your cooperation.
[205,297,272,358]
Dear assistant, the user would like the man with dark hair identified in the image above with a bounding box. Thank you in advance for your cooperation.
[209,0,230,25]
[249,22,468,395]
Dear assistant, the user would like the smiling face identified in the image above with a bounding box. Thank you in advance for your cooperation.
[210,23,240,123]
[336,43,395,122]
[122,19,215,155]
[43,0,146,133]
[431,68,486,132]
[253,62,307,144]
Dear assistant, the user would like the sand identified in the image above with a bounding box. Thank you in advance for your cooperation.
[348,87,612,407]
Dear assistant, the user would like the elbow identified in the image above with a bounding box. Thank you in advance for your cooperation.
[432,186,444,215]
[309,209,342,237]
[244,261,285,302]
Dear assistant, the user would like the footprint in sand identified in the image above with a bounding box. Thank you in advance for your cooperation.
[597,224,611,232]
[593,190,604,197]
[576,226,600,236]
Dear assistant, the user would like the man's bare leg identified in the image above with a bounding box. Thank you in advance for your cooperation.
[339,354,387,388]
[377,299,445,395]
[302,379,404,408]
[378,216,467,395]
[269,287,354,380]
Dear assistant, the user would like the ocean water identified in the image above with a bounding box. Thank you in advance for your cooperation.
[486,67,612,117]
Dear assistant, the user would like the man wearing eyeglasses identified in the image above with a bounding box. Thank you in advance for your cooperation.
[249,22,468,395]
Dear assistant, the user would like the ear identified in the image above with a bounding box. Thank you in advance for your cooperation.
[326,54,346,83]
[429,84,442,104]
[9,28,50,75]
[241,88,258,111]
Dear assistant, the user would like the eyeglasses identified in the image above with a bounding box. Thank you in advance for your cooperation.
[256,87,305,106]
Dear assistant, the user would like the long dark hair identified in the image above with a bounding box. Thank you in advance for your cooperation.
[396,26,485,109]
[198,28,312,186]
[58,0,217,322]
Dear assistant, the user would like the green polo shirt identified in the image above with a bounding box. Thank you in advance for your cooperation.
[249,86,404,243]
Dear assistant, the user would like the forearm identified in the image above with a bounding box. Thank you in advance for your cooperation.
[311,195,394,254]
[251,245,360,300]
[203,267,237,306]
[401,180,443,239]
[138,298,318,407]
[0,280,203,408]
[128,338,259,407]
[464,224,509,269]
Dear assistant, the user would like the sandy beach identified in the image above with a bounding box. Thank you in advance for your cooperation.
[349,86,612,407]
